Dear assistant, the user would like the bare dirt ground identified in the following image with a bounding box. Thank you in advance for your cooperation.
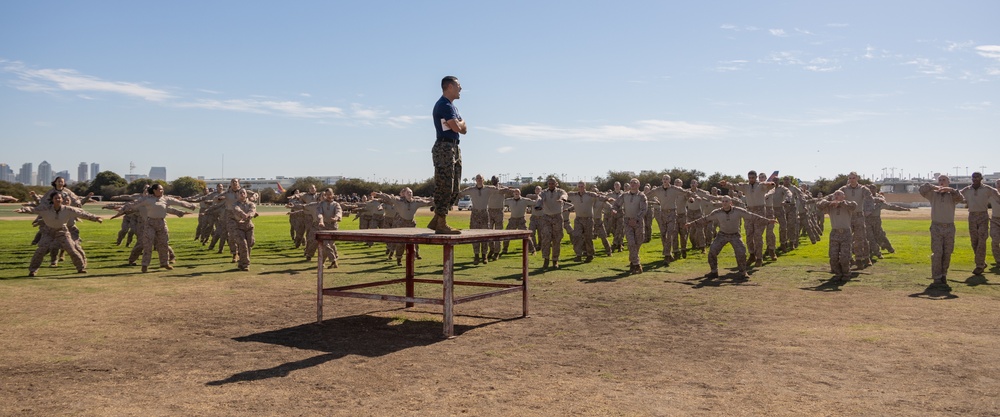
[2,206,999,416]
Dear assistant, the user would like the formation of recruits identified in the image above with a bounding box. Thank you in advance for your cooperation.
[284,170,999,288]
[14,173,1000,288]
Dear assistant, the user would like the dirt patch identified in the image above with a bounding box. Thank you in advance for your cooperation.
[2,252,999,416]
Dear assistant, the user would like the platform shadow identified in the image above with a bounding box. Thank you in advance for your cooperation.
[206,314,473,386]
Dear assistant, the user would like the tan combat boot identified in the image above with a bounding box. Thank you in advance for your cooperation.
[434,215,461,235]
[427,213,440,230]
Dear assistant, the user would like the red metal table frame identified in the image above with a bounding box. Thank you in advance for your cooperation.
[315,228,532,337]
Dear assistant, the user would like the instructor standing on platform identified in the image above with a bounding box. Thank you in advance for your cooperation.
[429,76,466,234]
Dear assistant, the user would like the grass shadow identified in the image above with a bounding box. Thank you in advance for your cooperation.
[578,266,634,283]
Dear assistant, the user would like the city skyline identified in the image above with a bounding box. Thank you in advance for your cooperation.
[2,1,998,184]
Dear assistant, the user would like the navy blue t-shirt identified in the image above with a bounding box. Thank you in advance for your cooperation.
[433,95,461,142]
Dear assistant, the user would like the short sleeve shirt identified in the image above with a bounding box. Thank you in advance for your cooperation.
[433,96,461,142]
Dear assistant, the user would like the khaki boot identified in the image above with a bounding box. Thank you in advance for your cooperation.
[427,214,440,230]
[434,215,461,235]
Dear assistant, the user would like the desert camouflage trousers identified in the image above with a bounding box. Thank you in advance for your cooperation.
[538,213,564,261]
[470,209,489,255]
[930,222,956,280]
[624,218,644,265]
[30,226,85,272]
[142,218,171,268]
[851,213,869,264]
[572,217,595,257]
[488,208,504,255]
[968,211,989,270]
[708,232,747,273]
[657,210,678,257]
[828,229,852,276]
[992,217,1000,265]
[503,217,531,253]
[228,220,255,269]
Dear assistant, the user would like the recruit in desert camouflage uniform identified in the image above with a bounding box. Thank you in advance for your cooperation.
[919,176,964,289]
[818,191,857,282]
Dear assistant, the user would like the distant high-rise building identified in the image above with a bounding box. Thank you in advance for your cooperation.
[17,163,33,185]
[55,170,70,183]
[124,174,148,183]
[149,166,167,181]
[0,163,13,183]
[90,163,100,180]
[37,161,53,186]
[78,162,89,183]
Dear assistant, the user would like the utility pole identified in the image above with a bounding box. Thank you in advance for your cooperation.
[953,166,961,177]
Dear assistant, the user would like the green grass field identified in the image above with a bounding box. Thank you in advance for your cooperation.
[0,206,992,297]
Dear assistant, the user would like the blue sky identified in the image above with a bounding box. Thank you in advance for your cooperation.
[2,1,998,184]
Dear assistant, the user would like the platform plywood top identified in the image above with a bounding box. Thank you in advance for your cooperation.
[315,227,531,244]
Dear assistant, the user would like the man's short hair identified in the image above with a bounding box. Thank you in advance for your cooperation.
[748,170,757,177]
[441,76,458,90]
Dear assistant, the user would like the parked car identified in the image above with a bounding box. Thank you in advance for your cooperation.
[457,195,473,210]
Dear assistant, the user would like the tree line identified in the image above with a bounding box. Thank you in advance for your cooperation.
[0,169,872,204]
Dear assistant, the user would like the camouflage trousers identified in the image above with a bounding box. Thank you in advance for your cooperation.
[686,210,705,249]
[592,216,611,254]
[131,218,175,265]
[304,222,319,260]
[389,218,416,260]
[488,208,504,255]
[865,215,882,257]
[624,217,644,265]
[676,213,689,252]
[538,213,564,261]
[572,217,595,257]
[142,218,172,268]
[828,229,852,276]
[930,222,956,280]
[318,222,340,263]
[30,226,85,272]
[815,210,825,234]
[291,211,307,247]
[470,209,489,256]
[781,206,798,248]
[764,206,777,252]
[968,211,989,270]
[869,215,894,252]
[643,210,654,243]
[708,232,747,273]
[850,213,869,264]
[745,206,765,260]
[529,215,540,251]
[801,210,820,244]
[228,221,254,269]
[657,210,678,257]
[431,141,461,216]
[564,217,580,252]
[991,217,1000,265]
[610,213,625,248]
[772,205,789,250]
[502,217,531,253]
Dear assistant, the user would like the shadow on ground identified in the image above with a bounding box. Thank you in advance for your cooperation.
[206,313,477,386]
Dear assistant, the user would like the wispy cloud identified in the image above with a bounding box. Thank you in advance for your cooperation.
[975,45,1000,62]
[945,41,974,52]
[904,57,946,75]
[485,119,725,142]
[3,60,173,101]
[496,146,514,154]
[713,60,749,72]
[177,98,344,118]
[957,101,992,110]
[1,60,423,125]
[769,29,787,37]
[826,23,850,28]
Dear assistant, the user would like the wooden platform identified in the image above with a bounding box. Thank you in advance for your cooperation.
[314,227,532,337]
